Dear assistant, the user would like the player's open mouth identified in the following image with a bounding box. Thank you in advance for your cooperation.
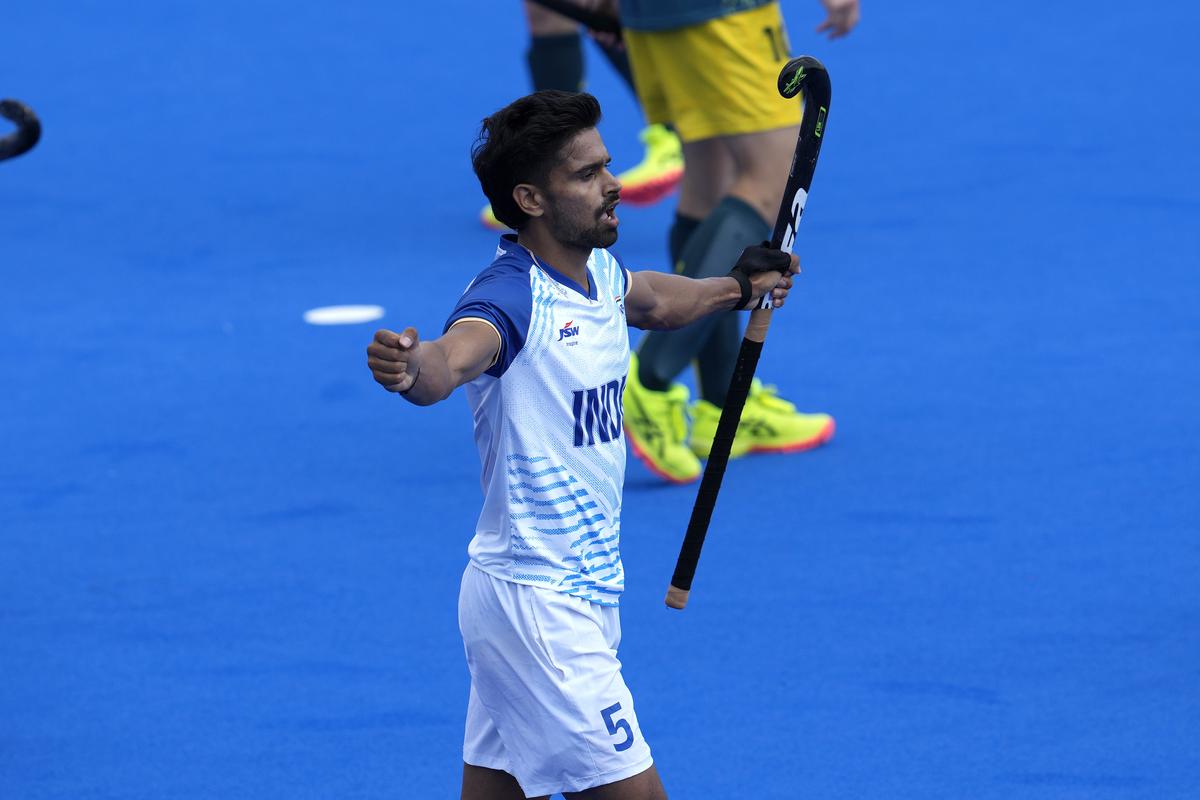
[601,200,620,227]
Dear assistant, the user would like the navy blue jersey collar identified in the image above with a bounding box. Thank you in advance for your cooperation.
[499,234,598,301]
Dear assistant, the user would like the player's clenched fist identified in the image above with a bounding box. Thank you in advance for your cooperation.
[367,327,422,393]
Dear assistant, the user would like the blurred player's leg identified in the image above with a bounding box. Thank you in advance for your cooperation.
[623,137,733,481]
[581,10,682,207]
[482,3,587,231]
[686,127,835,456]
[524,0,586,92]
[482,2,683,230]
[605,24,683,210]
[622,4,835,475]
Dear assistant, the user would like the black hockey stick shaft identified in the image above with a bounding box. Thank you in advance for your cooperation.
[666,57,831,610]
[0,99,41,161]
[527,0,622,35]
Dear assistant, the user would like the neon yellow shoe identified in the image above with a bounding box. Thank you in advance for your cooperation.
[689,379,835,458]
[622,356,701,484]
[687,398,754,460]
[479,202,508,231]
[616,124,684,207]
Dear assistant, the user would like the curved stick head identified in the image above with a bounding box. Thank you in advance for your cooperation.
[0,99,42,161]
[777,56,828,99]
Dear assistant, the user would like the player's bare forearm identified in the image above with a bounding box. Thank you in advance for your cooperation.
[366,321,499,406]
[625,249,799,330]
[625,271,743,330]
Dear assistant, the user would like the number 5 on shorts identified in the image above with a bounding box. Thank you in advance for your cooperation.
[600,702,634,752]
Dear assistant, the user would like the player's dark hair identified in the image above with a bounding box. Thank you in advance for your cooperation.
[472,91,602,230]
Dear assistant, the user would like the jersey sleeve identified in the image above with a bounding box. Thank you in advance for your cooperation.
[444,268,533,378]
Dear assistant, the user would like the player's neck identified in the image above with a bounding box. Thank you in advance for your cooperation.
[517,229,591,293]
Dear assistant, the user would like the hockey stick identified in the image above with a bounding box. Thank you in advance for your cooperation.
[527,0,622,36]
[0,99,41,162]
[665,57,831,610]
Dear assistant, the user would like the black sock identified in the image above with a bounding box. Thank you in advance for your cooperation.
[636,197,770,398]
[527,33,584,93]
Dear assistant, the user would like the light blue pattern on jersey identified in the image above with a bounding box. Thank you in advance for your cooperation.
[505,452,621,600]
[458,240,632,606]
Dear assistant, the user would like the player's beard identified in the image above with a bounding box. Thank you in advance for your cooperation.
[547,192,619,251]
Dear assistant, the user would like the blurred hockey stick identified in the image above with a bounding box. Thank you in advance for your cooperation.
[527,0,622,36]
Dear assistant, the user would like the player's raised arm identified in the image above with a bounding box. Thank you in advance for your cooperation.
[623,245,800,331]
[366,320,500,406]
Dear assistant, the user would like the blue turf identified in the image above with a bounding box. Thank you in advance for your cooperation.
[3,2,1199,797]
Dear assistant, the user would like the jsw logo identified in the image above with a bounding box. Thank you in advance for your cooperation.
[557,320,581,342]
[781,187,808,254]
[572,378,626,447]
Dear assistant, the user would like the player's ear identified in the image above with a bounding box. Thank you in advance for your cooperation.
[513,183,544,220]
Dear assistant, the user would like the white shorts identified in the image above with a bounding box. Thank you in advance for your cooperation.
[458,564,653,797]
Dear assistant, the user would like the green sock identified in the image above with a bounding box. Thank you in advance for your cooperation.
[668,213,702,274]
[636,214,701,392]
[636,197,769,397]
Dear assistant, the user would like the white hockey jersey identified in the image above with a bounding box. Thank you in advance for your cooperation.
[445,236,632,606]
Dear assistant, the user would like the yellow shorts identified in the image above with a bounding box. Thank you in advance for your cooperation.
[623,3,802,143]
